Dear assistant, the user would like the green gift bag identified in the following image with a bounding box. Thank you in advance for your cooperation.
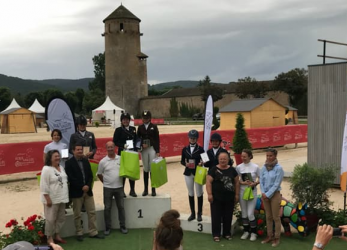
[120,150,140,180]
[89,159,99,182]
[243,186,254,200]
[150,157,168,188]
[194,165,207,185]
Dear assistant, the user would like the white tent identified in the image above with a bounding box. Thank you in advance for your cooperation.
[28,99,45,114]
[1,98,21,113]
[92,96,124,128]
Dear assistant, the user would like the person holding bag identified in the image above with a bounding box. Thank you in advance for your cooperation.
[236,149,260,241]
[137,110,160,197]
[113,112,138,197]
[180,130,205,222]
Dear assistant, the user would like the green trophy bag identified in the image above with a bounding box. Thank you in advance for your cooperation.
[120,150,140,180]
[194,165,208,185]
[150,157,168,188]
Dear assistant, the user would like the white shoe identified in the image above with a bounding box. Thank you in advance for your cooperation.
[241,232,250,240]
[250,233,257,241]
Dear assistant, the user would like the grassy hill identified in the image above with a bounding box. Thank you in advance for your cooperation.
[0,74,224,95]
[0,74,92,94]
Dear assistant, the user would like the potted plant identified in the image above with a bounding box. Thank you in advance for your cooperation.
[232,113,252,165]
[289,163,336,231]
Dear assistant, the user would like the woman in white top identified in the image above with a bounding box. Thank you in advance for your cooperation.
[236,149,260,242]
[40,150,69,245]
[43,129,68,168]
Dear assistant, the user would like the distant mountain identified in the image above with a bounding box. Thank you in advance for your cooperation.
[149,80,199,90]
[0,74,92,94]
[0,73,225,95]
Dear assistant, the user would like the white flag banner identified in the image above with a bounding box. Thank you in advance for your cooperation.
[45,98,76,147]
[341,110,347,192]
[203,95,213,152]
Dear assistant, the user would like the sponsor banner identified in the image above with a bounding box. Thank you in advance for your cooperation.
[340,111,347,192]
[133,119,165,126]
[0,125,307,175]
[203,96,213,151]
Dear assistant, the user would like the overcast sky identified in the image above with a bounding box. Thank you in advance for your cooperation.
[0,0,346,84]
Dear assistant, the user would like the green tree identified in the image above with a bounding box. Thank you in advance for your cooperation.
[169,98,179,118]
[13,93,25,108]
[75,88,85,113]
[180,103,190,118]
[89,53,105,92]
[24,92,44,108]
[212,106,220,130]
[232,113,252,154]
[198,75,224,103]
[83,89,105,114]
[64,92,79,113]
[43,89,64,104]
[0,87,12,111]
[273,68,308,115]
[235,76,269,99]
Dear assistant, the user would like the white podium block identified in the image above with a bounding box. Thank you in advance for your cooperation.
[119,193,171,229]
[60,193,171,237]
[180,214,238,235]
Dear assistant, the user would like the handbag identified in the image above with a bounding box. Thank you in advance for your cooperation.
[243,186,254,200]
[194,165,208,185]
[150,157,168,188]
[120,150,140,180]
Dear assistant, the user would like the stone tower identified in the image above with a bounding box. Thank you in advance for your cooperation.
[103,4,148,116]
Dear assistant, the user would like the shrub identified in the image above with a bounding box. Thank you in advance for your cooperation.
[232,113,252,154]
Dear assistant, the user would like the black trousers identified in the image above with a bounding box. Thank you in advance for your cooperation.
[210,199,234,237]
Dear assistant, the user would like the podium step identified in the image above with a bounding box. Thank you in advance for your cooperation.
[60,193,171,237]
[180,213,238,235]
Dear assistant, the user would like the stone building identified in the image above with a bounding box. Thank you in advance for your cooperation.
[103,4,148,116]
[139,84,289,118]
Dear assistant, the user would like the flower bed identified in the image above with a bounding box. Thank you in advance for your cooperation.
[0,214,45,248]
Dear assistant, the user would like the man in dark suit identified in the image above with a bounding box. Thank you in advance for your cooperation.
[65,143,104,241]
[137,110,160,197]
[204,133,234,170]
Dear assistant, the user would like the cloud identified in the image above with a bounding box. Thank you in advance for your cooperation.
[0,0,346,82]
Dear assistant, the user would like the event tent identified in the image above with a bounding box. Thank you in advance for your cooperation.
[28,99,45,127]
[28,99,45,113]
[1,98,21,113]
[92,96,124,128]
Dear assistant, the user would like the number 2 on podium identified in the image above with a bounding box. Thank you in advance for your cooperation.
[138,209,143,218]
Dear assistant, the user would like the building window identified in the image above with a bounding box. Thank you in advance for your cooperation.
[120,23,124,32]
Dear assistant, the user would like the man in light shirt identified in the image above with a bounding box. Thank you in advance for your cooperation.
[97,141,128,236]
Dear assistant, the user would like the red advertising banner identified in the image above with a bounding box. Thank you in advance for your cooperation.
[0,125,307,175]
[133,119,164,126]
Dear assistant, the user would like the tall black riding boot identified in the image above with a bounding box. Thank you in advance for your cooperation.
[129,180,137,197]
[142,172,149,196]
[188,196,196,221]
[151,187,156,197]
[197,195,203,222]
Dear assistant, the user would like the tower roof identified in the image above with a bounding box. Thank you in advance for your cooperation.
[103,4,141,23]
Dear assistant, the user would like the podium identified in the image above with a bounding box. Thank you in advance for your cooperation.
[60,193,171,237]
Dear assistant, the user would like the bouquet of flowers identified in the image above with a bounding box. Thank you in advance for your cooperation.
[0,214,45,248]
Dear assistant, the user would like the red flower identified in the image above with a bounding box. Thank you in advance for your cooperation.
[38,231,44,237]
[38,215,42,219]
[5,222,12,228]
[10,219,18,225]
[28,225,35,231]
[6,234,9,238]
[257,219,264,225]
[257,230,264,236]
[24,221,29,226]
